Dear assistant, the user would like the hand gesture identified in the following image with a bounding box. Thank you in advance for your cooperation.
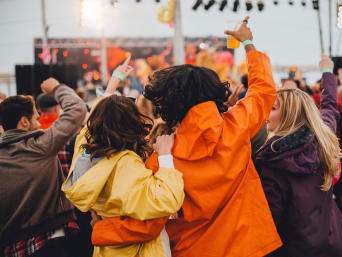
[153,134,175,155]
[224,16,252,42]
[319,54,334,72]
[41,77,59,94]
[90,210,101,228]
[113,55,134,80]
[227,84,244,107]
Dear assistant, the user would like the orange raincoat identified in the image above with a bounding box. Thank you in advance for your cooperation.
[92,50,282,257]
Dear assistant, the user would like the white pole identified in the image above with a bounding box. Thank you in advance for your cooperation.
[101,0,108,84]
[173,0,185,65]
[41,0,50,64]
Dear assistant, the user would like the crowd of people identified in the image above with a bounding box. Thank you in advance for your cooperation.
[1,16,342,257]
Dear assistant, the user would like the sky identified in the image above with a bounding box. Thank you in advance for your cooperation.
[0,0,341,88]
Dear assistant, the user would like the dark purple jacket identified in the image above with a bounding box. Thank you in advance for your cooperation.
[254,73,342,257]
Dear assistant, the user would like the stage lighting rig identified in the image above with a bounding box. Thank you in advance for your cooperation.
[312,0,319,10]
[219,0,228,11]
[193,0,203,10]
[204,0,216,10]
[338,3,342,29]
[246,0,253,11]
[257,0,264,11]
[233,0,240,12]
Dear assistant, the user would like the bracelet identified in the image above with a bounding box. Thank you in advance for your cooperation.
[242,40,253,47]
[321,68,333,74]
[112,72,125,81]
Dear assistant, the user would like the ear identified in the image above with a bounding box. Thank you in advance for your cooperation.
[54,105,60,114]
[17,116,30,130]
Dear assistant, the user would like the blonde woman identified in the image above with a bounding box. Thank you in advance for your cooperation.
[254,55,342,257]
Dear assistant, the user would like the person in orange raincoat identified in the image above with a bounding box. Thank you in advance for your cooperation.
[91,17,282,257]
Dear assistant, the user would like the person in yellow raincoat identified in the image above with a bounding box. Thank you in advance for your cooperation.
[90,17,282,257]
[62,56,184,257]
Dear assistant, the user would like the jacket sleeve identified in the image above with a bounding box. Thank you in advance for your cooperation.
[90,154,169,246]
[320,73,339,132]
[106,154,184,220]
[35,85,87,155]
[223,51,277,138]
[260,167,288,228]
[91,216,168,246]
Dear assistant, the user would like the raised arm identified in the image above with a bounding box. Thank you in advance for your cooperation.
[224,17,276,138]
[319,55,339,131]
[36,78,87,155]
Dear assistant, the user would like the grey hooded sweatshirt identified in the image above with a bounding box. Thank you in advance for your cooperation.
[0,85,87,247]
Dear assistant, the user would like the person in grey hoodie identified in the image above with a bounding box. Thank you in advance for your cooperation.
[0,78,87,257]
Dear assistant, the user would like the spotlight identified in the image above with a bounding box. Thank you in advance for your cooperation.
[257,0,264,11]
[204,0,216,10]
[246,0,253,11]
[192,0,203,10]
[301,0,306,6]
[219,0,228,11]
[136,0,141,2]
[155,0,160,2]
[312,0,319,10]
[289,0,294,5]
[273,0,278,5]
[233,0,240,12]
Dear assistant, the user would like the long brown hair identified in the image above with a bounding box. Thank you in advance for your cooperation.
[81,95,153,160]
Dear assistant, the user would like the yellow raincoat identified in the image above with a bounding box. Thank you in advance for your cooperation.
[62,126,184,257]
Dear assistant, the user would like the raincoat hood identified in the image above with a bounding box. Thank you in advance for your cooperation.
[255,127,321,175]
[173,101,223,161]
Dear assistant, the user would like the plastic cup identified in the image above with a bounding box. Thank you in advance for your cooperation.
[226,21,241,49]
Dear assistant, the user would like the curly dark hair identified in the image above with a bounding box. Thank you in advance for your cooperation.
[81,95,153,161]
[144,64,229,128]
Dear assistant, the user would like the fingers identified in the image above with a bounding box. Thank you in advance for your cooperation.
[224,30,235,36]
[242,16,249,25]
[123,55,131,66]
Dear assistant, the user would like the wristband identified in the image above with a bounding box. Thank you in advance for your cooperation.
[112,72,125,81]
[321,68,333,74]
[242,40,253,47]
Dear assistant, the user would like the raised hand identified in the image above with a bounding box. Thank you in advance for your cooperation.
[106,55,134,95]
[113,55,134,79]
[153,134,175,155]
[224,16,252,42]
[319,54,334,72]
[41,78,59,94]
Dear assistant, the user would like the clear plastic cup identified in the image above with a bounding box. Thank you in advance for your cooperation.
[226,21,242,49]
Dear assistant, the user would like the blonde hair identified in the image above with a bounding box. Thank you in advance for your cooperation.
[270,88,341,191]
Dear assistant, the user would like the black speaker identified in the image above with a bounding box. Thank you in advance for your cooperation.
[332,57,342,75]
[15,65,34,96]
[15,65,80,97]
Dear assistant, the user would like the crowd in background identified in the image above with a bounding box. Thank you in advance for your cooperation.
[1,17,342,257]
